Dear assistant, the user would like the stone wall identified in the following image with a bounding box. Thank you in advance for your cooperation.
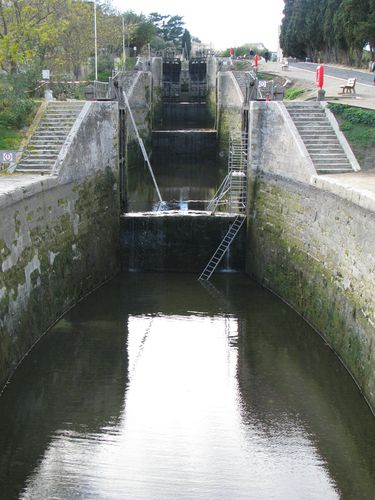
[217,71,243,163]
[126,71,153,170]
[246,102,375,411]
[120,213,245,273]
[0,101,119,388]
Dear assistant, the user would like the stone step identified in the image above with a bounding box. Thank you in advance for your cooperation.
[309,152,344,157]
[24,147,60,153]
[300,131,337,141]
[17,158,55,165]
[16,168,52,174]
[28,141,65,146]
[23,154,58,161]
[316,167,353,173]
[308,148,344,153]
[312,159,351,165]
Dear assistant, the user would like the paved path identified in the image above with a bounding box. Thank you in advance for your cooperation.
[289,62,374,86]
[263,61,375,110]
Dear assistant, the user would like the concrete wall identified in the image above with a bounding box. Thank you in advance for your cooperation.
[217,71,243,163]
[120,213,245,273]
[246,102,375,411]
[0,101,119,388]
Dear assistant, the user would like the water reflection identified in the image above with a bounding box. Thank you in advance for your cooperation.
[0,273,373,499]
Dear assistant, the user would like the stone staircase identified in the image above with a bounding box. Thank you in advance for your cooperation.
[286,103,355,174]
[15,101,85,174]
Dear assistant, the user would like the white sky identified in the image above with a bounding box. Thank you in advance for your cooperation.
[110,0,285,52]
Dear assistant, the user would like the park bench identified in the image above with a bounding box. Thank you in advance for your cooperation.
[281,59,289,70]
[339,78,356,94]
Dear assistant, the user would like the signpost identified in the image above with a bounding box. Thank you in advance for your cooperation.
[0,150,17,170]
[0,151,16,163]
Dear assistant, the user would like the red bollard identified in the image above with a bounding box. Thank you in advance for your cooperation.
[316,65,324,89]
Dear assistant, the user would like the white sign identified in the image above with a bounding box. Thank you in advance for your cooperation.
[258,80,267,88]
[42,69,50,80]
[1,151,15,162]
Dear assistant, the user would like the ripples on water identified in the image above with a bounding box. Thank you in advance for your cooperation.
[0,273,374,499]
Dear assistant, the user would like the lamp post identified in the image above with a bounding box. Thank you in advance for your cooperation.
[94,0,98,80]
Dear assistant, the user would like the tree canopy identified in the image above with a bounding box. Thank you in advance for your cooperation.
[0,1,190,76]
[280,0,375,65]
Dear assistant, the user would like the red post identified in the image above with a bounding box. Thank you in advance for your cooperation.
[254,54,259,68]
[316,65,324,89]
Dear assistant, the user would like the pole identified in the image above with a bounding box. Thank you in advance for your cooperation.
[122,16,126,70]
[94,0,98,80]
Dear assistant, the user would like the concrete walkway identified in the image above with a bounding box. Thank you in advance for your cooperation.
[263,61,375,110]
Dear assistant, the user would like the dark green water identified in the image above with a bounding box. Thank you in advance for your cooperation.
[0,272,374,499]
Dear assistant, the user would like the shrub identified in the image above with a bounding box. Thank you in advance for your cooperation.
[328,103,375,126]
[284,87,305,100]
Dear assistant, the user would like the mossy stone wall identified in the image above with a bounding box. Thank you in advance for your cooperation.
[246,172,375,411]
[0,103,119,389]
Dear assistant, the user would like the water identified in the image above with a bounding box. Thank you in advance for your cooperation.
[0,273,374,500]
[127,101,222,213]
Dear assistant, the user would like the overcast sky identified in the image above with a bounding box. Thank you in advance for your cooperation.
[111,0,285,51]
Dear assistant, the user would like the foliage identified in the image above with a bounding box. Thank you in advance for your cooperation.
[0,70,37,128]
[280,0,375,65]
[329,103,375,168]
[284,87,306,99]
[221,44,270,58]
[0,2,160,77]
[181,29,192,58]
[148,13,185,46]
[0,124,22,149]
[328,103,375,125]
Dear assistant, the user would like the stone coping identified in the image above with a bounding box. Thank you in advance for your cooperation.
[311,172,375,213]
[0,174,59,210]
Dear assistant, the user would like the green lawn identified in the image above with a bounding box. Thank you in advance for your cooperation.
[0,124,23,150]
[328,104,375,170]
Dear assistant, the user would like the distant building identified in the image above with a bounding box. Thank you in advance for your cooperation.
[191,40,211,56]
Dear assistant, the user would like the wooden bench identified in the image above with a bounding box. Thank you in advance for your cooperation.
[281,60,289,70]
[339,78,356,94]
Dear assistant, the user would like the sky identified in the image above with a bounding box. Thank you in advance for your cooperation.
[110,0,285,52]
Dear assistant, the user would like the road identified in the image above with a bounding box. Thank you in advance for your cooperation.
[289,62,373,86]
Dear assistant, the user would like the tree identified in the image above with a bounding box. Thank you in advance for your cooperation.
[0,0,66,72]
[181,29,191,58]
[148,12,185,46]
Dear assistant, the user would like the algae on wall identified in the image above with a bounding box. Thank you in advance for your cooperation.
[246,172,375,412]
[0,168,120,388]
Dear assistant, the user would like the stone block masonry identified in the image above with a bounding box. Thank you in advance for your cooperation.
[247,172,375,412]
[120,213,245,273]
[0,102,119,389]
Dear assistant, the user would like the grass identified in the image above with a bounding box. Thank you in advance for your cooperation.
[328,104,375,170]
[0,123,23,150]
[284,87,306,100]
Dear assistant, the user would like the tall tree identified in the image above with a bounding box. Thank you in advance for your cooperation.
[181,28,191,58]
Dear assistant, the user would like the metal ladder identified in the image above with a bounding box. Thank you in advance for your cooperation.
[207,132,248,214]
[198,132,248,281]
[198,215,246,281]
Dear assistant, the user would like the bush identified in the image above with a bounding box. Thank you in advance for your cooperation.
[0,67,39,128]
[284,87,305,100]
[328,103,375,126]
